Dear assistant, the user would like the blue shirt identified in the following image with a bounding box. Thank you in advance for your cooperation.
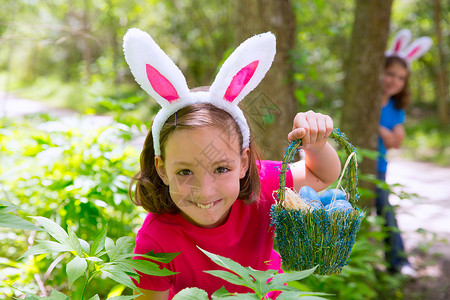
[377,98,405,173]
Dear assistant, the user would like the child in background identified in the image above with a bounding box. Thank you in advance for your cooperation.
[124,28,341,299]
[377,29,432,276]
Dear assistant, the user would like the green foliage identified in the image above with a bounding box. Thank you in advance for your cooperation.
[0,115,140,240]
[0,0,232,117]
[8,216,178,299]
[0,200,42,231]
[403,116,450,166]
[173,247,329,299]
[0,115,143,298]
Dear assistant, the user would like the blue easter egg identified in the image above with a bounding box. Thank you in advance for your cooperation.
[299,186,323,210]
[319,189,347,206]
[299,186,320,202]
[308,200,324,210]
[325,200,353,212]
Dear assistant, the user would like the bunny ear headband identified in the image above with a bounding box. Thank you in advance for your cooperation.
[123,28,276,155]
[385,29,432,67]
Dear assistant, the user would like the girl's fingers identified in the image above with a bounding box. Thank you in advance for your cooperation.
[324,114,334,137]
[295,113,311,145]
[315,116,326,142]
[289,111,334,146]
[288,128,306,141]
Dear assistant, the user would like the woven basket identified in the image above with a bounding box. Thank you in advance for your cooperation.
[270,129,365,275]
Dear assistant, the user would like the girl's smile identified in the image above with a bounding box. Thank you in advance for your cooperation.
[155,126,249,228]
[382,63,408,98]
[190,199,222,210]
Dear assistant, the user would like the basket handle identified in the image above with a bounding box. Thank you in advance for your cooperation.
[276,128,359,205]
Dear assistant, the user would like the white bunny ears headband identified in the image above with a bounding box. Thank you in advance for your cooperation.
[385,29,432,67]
[123,28,276,155]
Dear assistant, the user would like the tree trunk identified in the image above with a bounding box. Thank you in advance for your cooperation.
[432,0,449,126]
[233,0,296,160]
[341,0,393,207]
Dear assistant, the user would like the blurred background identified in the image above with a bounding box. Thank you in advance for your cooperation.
[0,0,449,299]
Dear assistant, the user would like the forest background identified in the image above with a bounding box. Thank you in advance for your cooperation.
[0,0,449,299]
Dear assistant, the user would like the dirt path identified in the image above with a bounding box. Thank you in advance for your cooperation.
[387,151,450,299]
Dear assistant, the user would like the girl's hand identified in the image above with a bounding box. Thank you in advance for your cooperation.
[287,110,333,150]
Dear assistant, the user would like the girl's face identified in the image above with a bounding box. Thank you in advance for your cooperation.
[155,126,249,228]
[382,63,409,97]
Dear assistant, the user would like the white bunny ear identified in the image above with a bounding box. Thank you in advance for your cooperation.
[209,32,276,105]
[386,29,412,56]
[123,28,190,107]
[402,36,433,63]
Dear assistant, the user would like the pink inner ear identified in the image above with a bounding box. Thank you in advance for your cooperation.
[394,40,402,52]
[224,60,259,102]
[407,46,420,59]
[146,64,179,102]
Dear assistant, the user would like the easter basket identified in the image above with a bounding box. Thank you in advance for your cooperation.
[270,129,365,275]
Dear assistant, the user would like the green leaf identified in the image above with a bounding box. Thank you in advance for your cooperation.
[275,285,331,298]
[268,267,317,290]
[117,259,177,276]
[0,200,19,213]
[30,216,71,247]
[107,296,140,300]
[67,256,87,288]
[68,227,84,256]
[101,269,137,291]
[23,294,40,300]
[22,289,71,300]
[211,286,230,298]
[0,213,42,231]
[214,294,260,300]
[138,250,180,263]
[103,262,139,278]
[197,247,256,289]
[91,226,107,256]
[172,287,209,300]
[232,294,260,300]
[204,270,247,287]
[19,241,73,259]
[88,295,100,300]
[275,292,329,300]
[105,237,115,260]
[94,250,108,258]
[79,238,91,254]
[246,268,279,296]
[107,236,134,261]
[85,256,103,262]
[45,289,71,300]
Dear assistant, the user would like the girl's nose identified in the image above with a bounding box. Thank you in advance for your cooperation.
[197,173,217,200]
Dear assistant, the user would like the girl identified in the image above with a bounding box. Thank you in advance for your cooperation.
[124,28,341,299]
[377,29,432,275]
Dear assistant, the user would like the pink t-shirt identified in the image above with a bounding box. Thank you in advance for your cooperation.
[133,160,293,298]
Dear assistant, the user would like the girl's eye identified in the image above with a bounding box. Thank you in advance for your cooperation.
[215,167,229,174]
[177,169,192,176]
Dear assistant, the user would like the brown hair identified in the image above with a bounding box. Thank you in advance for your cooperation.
[129,102,261,214]
[385,56,411,109]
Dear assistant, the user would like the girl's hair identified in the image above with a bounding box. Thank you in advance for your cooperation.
[129,101,261,214]
[385,56,411,109]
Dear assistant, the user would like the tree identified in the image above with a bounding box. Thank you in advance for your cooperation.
[340,0,394,207]
[432,0,449,126]
[233,0,297,159]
